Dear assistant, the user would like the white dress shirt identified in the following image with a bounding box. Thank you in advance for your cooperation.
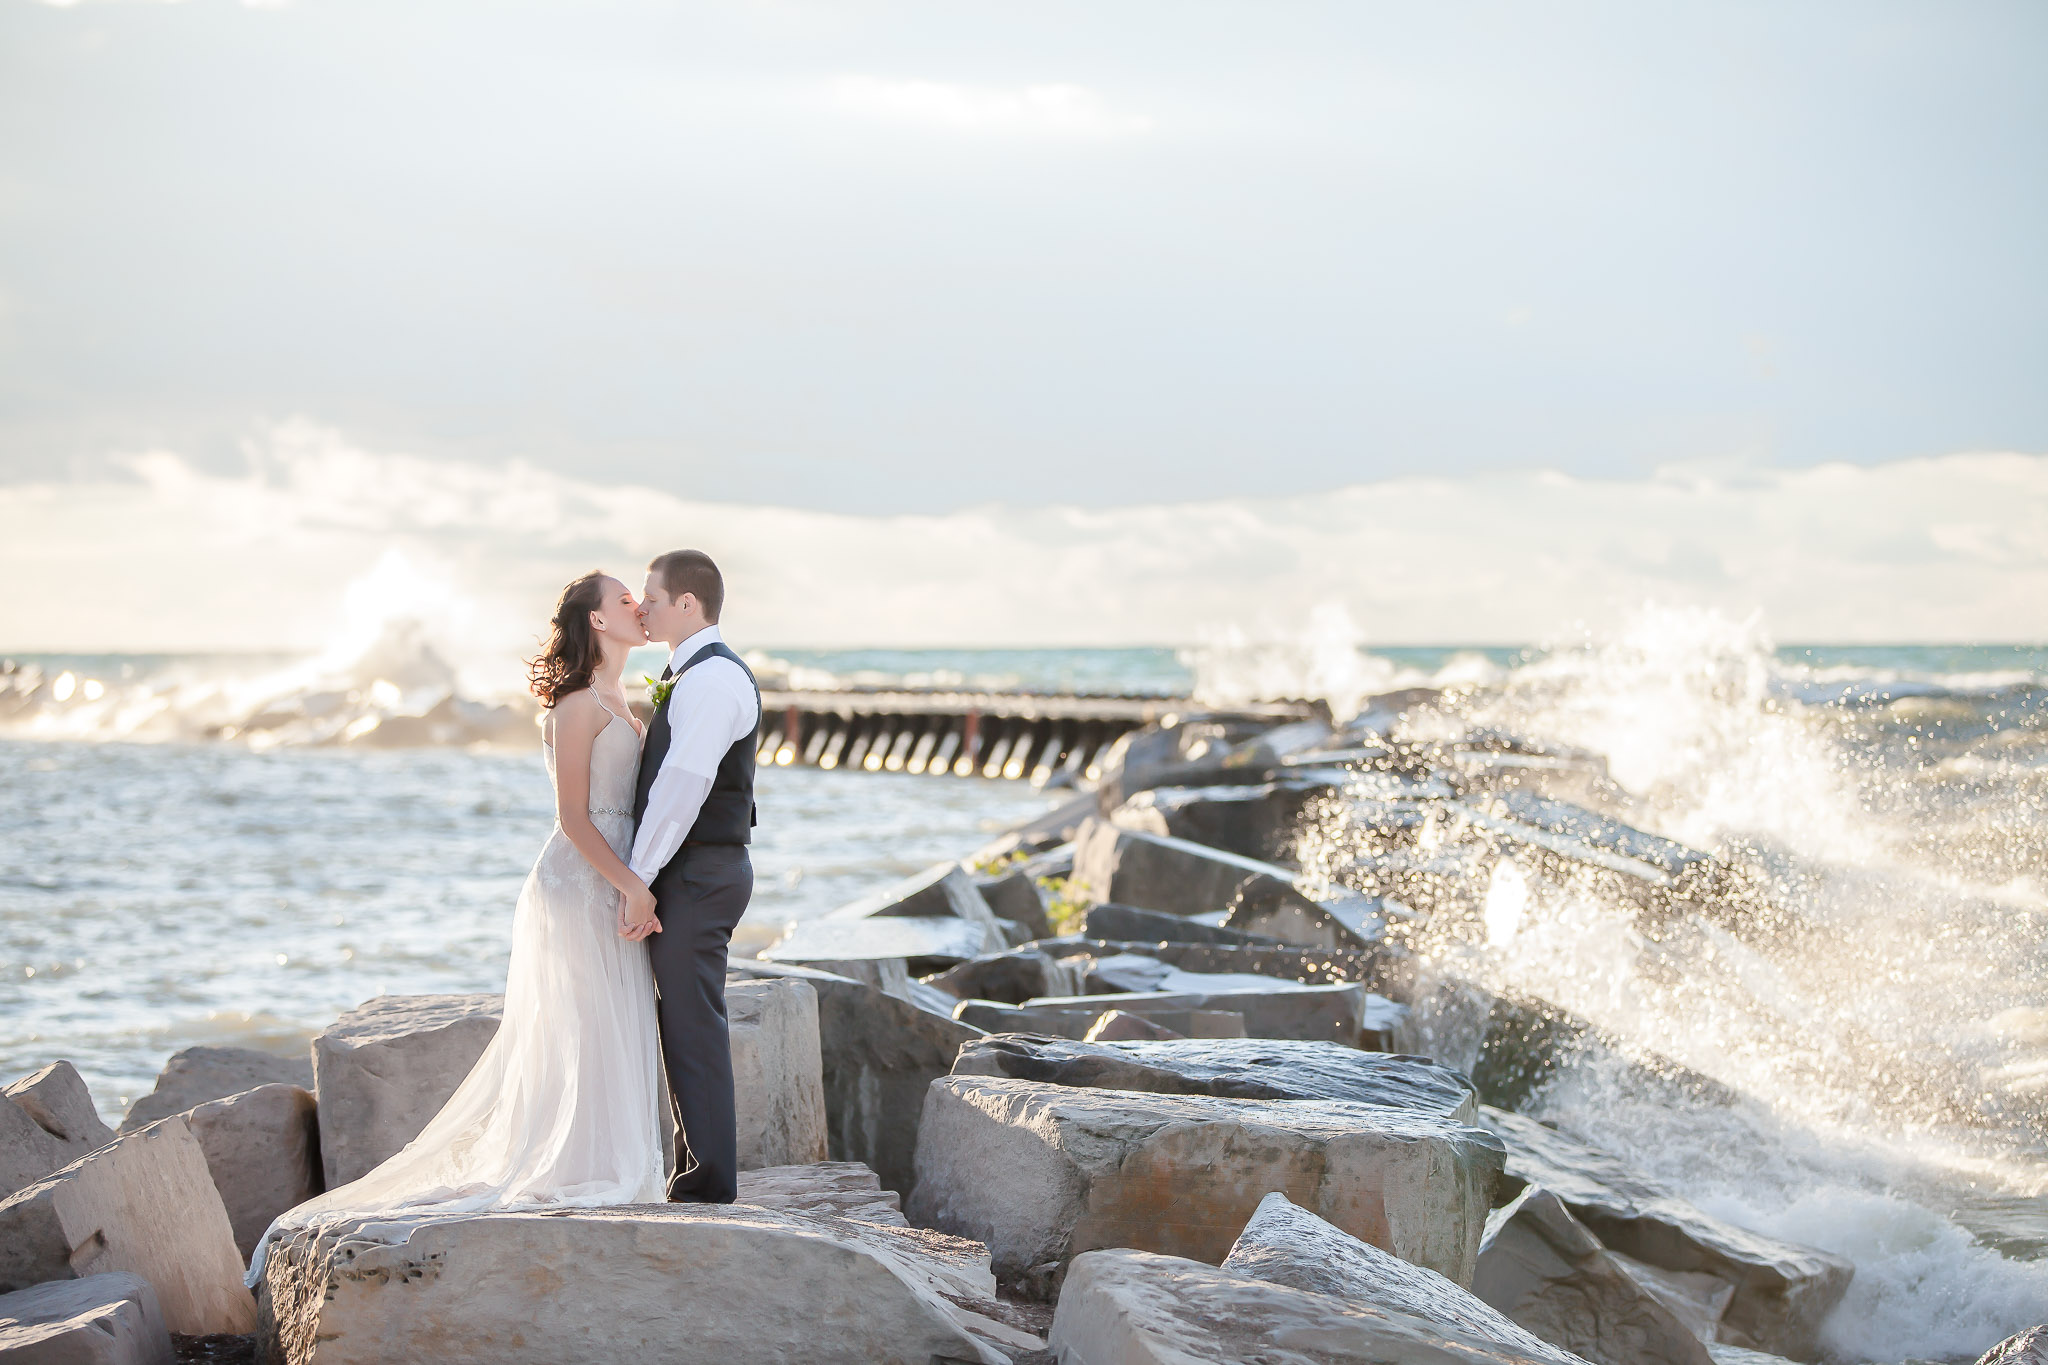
[627,624,761,884]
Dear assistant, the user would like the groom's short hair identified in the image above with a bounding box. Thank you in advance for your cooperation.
[649,550,724,622]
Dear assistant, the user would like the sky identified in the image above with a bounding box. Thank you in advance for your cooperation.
[2,0,2044,649]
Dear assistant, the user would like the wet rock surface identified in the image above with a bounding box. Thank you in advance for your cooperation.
[1474,1185,1714,1365]
[1049,1248,1594,1365]
[1480,1107,1851,1359]
[1222,1192,1587,1364]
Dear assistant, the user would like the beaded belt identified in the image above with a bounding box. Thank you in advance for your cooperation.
[590,806,632,818]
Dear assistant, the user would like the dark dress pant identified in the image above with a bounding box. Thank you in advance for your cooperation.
[646,842,753,1202]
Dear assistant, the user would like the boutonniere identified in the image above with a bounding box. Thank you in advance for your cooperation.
[645,674,676,709]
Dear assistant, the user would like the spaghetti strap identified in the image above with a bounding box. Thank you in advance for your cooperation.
[590,693,619,723]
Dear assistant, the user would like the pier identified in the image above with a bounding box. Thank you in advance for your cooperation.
[743,689,1317,785]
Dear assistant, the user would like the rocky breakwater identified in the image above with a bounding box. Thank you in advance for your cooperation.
[4,698,2041,1363]
[750,698,1937,1364]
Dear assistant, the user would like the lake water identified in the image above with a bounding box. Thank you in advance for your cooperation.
[2,620,2045,1360]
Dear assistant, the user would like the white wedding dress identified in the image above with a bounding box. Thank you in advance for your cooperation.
[247,701,667,1285]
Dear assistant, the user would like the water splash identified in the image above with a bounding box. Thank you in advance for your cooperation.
[0,549,539,747]
[1185,602,1509,721]
[1296,606,2048,1359]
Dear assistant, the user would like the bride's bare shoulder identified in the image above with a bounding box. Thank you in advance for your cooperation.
[544,688,605,743]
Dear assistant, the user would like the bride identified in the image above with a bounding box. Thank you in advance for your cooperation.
[246,571,668,1283]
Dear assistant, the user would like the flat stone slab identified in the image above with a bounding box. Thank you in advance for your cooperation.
[0,1117,255,1335]
[0,1272,173,1365]
[952,1035,1477,1119]
[121,1047,313,1134]
[1474,1184,1713,1365]
[1081,902,1284,946]
[1481,1107,1852,1359]
[182,1084,322,1264]
[256,1203,1035,1365]
[1223,1192,1587,1365]
[762,915,994,966]
[1050,1248,1602,1365]
[960,980,1400,1048]
[908,1076,1502,1290]
[1083,951,1308,996]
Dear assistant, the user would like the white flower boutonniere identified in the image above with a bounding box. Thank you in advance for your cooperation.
[645,674,677,709]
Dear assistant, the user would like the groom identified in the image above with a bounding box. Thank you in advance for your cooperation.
[627,548,761,1204]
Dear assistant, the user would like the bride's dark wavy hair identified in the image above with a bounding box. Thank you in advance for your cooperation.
[527,571,611,709]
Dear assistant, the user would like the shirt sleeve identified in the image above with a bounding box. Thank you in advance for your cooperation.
[627,663,754,883]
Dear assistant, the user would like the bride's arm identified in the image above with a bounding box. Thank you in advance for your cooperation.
[548,691,650,902]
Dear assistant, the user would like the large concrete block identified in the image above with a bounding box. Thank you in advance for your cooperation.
[973,868,1052,940]
[0,1273,173,1365]
[3,1063,114,1203]
[312,995,503,1188]
[727,978,828,1171]
[907,1076,1502,1291]
[1482,1108,1851,1359]
[1110,778,1335,864]
[1223,1192,1588,1365]
[255,1204,1036,1365]
[181,1085,322,1263]
[5,1064,113,1161]
[121,1048,313,1134]
[728,961,984,1200]
[920,950,1089,1005]
[0,1118,256,1335]
[1071,819,1301,917]
[1,1098,70,1205]
[1050,1248,1593,1365]
[952,1035,1477,1119]
[1473,1185,1712,1365]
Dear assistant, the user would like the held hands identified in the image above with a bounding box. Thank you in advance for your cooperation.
[618,879,662,942]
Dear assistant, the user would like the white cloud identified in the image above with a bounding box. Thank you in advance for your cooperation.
[826,76,1156,137]
[3,422,2045,659]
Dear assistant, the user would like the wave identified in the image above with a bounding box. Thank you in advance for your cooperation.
[1286,605,2048,1359]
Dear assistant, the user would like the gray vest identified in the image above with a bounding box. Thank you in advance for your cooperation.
[631,641,759,846]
